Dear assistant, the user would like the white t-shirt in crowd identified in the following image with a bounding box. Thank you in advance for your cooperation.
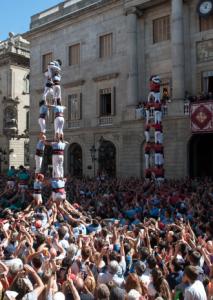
[184,280,207,300]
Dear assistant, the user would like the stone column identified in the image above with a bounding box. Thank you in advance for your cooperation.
[171,0,185,109]
[126,7,138,107]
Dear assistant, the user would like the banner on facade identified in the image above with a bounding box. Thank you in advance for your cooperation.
[191,102,213,133]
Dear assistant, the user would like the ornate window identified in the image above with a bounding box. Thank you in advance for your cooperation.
[4,106,17,129]
[68,93,82,121]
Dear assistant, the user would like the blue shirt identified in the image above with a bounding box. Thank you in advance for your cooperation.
[36,140,45,151]
[18,171,29,181]
[39,105,48,115]
[53,105,64,114]
[52,141,66,151]
[34,181,42,190]
[51,179,65,189]
[7,169,15,177]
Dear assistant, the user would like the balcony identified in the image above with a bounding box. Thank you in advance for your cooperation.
[135,105,168,120]
[68,120,81,129]
[99,116,113,126]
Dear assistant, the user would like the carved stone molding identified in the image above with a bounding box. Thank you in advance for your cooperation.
[2,96,20,104]
[93,72,119,82]
[125,6,143,17]
[62,79,85,89]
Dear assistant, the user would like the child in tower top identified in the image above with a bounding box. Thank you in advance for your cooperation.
[38,100,49,137]
[47,59,62,80]
[148,75,161,103]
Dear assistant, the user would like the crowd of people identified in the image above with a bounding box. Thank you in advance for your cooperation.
[0,170,212,300]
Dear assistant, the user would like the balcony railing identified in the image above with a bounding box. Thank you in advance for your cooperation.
[99,116,113,126]
[68,121,81,129]
[184,102,190,115]
[135,105,168,120]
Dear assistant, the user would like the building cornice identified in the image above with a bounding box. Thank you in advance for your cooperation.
[124,0,168,11]
[93,72,119,82]
[24,0,121,40]
[62,79,85,89]
[0,52,30,68]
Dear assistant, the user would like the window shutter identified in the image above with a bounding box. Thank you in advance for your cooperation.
[111,86,116,115]
[97,90,100,117]
[76,93,82,120]
[65,96,69,121]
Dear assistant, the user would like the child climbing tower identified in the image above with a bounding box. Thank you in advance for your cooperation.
[144,75,164,183]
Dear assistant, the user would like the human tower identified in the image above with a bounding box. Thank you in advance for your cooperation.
[144,76,164,182]
[33,60,68,205]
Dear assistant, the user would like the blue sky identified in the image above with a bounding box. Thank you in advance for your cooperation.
[0,0,63,41]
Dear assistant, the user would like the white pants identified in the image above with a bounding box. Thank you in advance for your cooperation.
[38,118,46,133]
[53,85,61,104]
[54,117,64,135]
[35,155,43,173]
[52,155,64,178]
[146,108,154,123]
[154,110,162,124]
[145,131,150,142]
[154,153,164,166]
[33,194,42,203]
[145,154,150,169]
[148,92,160,103]
[156,177,165,184]
[52,192,66,202]
[43,86,53,101]
[146,110,150,124]
[155,131,163,144]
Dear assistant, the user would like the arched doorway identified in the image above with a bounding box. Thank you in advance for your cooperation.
[68,143,82,177]
[98,140,116,177]
[189,133,213,178]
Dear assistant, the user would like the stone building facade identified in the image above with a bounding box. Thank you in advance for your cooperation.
[26,0,213,178]
[0,33,30,172]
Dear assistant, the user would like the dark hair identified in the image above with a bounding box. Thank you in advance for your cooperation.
[81,247,91,260]
[56,59,62,66]
[171,258,183,272]
[39,100,45,107]
[147,255,157,269]
[139,247,150,261]
[58,227,67,240]
[56,98,61,105]
[32,256,42,269]
[184,266,198,282]
[189,251,201,266]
